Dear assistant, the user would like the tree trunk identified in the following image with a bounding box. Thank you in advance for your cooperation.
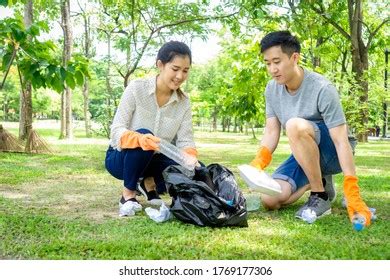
[383,49,388,138]
[250,124,257,139]
[59,92,66,138]
[105,32,113,138]
[3,94,8,121]
[81,4,92,137]
[212,107,217,132]
[312,37,323,68]
[60,0,73,139]
[348,0,368,142]
[19,0,33,141]
[83,81,91,137]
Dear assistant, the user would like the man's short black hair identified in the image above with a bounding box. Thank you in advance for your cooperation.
[260,31,301,56]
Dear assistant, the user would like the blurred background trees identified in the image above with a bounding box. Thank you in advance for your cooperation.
[1,0,388,141]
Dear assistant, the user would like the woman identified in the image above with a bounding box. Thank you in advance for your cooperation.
[105,41,198,216]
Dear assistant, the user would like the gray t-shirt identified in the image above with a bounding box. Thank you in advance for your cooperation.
[265,68,346,129]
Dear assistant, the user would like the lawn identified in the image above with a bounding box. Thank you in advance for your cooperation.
[0,121,389,260]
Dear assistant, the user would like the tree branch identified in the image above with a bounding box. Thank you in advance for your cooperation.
[0,45,17,90]
[155,12,239,32]
[309,3,351,40]
[367,17,390,48]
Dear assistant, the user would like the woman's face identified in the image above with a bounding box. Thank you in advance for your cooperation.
[157,55,191,91]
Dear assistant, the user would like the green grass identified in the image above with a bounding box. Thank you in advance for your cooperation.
[0,124,389,259]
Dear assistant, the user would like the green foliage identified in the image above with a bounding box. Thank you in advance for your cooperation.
[0,17,90,93]
[188,31,268,132]
[220,0,390,137]
[0,68,19,120]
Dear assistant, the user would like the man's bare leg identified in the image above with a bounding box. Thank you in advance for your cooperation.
[261,180,309,210]
[285,118,324,192]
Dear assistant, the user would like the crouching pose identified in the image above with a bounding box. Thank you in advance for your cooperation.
[250,31,371,226]
[105,41,198,216]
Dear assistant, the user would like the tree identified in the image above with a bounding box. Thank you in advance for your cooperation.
[60,0,73,139]
[91,0,239,136]
[76,0,96,137]
[18,0,33,140]
[306,0,389,141]
[0,16,90,134]
[98,0,239,87]
[227,0,389,141]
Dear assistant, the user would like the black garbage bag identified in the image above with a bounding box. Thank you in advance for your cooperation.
[163,164,248,227]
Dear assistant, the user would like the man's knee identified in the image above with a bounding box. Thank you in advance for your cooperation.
[261,193,289,210]
[261,196,281,210]
[261,179,293,210]
[285,118,314,140]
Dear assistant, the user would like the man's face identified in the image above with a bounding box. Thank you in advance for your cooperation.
[263,46,299,85]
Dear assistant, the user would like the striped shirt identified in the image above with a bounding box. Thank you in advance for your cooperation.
[109,76,196,151]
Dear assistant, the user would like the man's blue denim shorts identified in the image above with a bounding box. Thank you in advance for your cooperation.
[272,121,342,193]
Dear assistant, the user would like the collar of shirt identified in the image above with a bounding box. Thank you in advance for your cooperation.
[146,76,187,106]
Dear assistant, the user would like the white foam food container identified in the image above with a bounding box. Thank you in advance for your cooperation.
[238,164,282,196]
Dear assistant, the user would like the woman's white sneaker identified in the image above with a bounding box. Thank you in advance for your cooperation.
[119,197,142,217]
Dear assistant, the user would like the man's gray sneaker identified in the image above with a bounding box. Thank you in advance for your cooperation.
[323,175,336,203]
[295,194,331,221]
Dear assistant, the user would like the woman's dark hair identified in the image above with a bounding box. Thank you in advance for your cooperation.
[156,40,192,65]
[260,31,301,56]
[156,41,192,99]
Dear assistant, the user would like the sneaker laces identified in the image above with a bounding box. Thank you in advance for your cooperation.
[307,195,321,208]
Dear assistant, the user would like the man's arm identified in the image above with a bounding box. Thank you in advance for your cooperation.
[250,117,281,170]
[261,116,281,153]
[329,124,373,226]
[328,124,356,175]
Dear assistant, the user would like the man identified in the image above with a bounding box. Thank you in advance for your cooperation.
[251,31,371,226]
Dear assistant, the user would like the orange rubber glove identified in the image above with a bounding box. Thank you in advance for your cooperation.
[120,131,160,151]
[250,146,272,170]
[183,147,199,167]
[183,147,198,158]
[343,175,371,226]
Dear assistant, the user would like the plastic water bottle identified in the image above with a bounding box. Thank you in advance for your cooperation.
[158,139,197,171]
[352,214,366,231]
[352,208,377,231]
[369,207,377,221]
[245,194,260,212]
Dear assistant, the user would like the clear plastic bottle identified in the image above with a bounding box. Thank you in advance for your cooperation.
[245,193,260,212]
[352,208,377,231]
[158,139,197,171]
[352,214,366,231]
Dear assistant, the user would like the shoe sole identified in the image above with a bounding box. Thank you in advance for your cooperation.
[119,202,142,213]
[238,164,282,196]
